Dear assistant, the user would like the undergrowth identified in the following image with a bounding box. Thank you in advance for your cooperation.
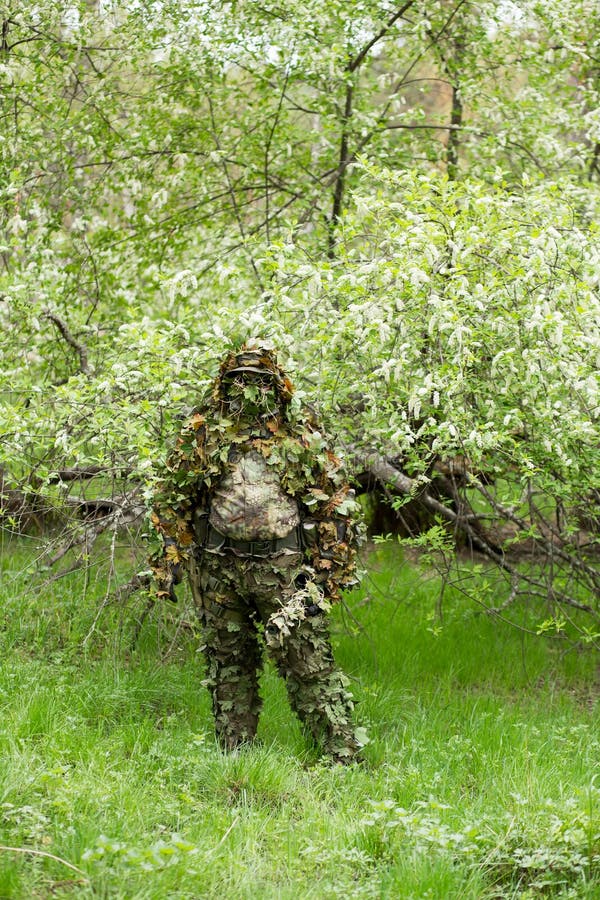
[0,532,598,898]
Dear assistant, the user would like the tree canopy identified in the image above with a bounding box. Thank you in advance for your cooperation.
[1,0,599,644]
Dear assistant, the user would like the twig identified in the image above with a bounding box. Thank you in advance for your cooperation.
[489,572,520,613]
[129,591,155,651]
[205,91,265,290]
[474,480,600,582]
[84,572,152,646]
[0,845,89,880]
[328,2,417,256]
[43,311,90,375]
[348,2,416,73]
[264,65,291,243]
[364,454,598,616]
[205,818,239,857]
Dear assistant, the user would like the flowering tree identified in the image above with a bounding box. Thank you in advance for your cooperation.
[1,1,599,644]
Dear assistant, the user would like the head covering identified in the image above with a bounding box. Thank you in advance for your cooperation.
[212,341,294,405]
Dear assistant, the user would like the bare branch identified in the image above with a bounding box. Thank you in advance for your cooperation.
[363,454,597,616]
[348,2,417,73]
[265,65,291,243]
[325,0,471,256]
[43,311,90,375]
[474,480,600,583]
[328,82,353,258]
[205,90,265,291]
[84,571,152,646]
[46,466,130,483]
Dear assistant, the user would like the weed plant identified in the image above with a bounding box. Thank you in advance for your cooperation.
[0,533,598,898]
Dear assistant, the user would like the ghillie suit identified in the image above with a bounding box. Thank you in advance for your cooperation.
[150,343,365,761]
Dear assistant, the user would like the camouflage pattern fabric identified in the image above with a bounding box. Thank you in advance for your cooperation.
[209,448,300,541]
[189,549,361,761]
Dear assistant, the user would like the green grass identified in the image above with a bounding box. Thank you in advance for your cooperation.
[0,535,598,898]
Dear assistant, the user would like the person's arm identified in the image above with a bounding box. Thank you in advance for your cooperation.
[149,411,208,598]
[297,421,363,601]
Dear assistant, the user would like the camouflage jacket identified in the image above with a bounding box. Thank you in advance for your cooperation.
[149,407,362,602]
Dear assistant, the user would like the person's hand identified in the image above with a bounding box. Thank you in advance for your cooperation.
[155,574,179,602]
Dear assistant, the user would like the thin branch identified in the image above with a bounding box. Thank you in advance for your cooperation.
[45,500,144,568]
[43,311,90,375]
[205,91,265,290]
[489,573,520,613]
[327,2,417,256]
[328,82,353,258]
[423,13,465,179]
[588,141,600,181]
[84,571,152,646]
[364,455,597,616]
[325,0,470,255]
[46,465,124,482]
[354,0,471,157]
[446,81,463,180]
[265,66,291,243]
[474,480,600,582]
[348,1,416,73]
[383,122,461,130]
[2,19,9,53]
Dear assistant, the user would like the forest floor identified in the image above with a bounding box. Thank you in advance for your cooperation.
[0,535,598,899]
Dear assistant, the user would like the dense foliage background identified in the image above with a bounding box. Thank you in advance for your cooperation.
[1,0,599,642]
[1,4,599,896]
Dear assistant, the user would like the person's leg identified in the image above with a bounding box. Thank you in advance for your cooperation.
[252,558,361,762]
[188,555,263,749]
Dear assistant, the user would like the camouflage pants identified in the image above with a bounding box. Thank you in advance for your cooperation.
[188,549,360,761]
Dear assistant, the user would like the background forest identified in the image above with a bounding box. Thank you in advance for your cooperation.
[0,2,599,897]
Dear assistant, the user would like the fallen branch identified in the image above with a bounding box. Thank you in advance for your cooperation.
[474,479,600,581]
[47,465,132,483]
[362,453,597,617]
[46,500,145,567]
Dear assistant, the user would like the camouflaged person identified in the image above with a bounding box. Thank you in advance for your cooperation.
[149,342,365,762]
